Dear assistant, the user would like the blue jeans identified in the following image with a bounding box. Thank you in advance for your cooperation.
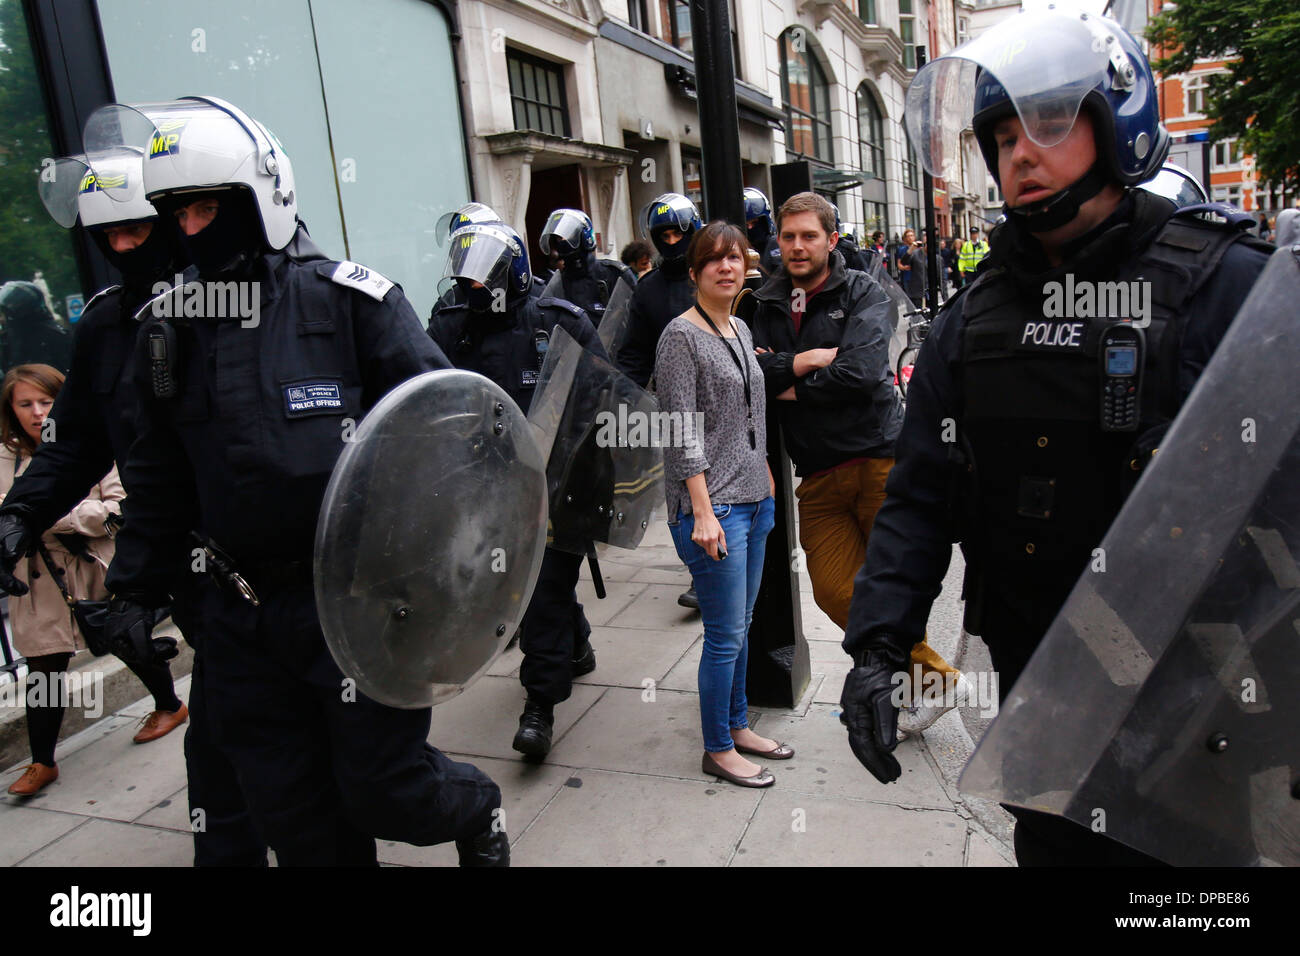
[669,497,776,753]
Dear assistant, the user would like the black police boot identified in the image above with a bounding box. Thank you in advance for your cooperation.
[512,698,554,759]
[456,825,510,867]
[678,586,699,609]
[571,640,596,677]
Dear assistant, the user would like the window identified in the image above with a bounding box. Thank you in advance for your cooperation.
[507,48,571,138]
[1212,184,1242,206]
[958,17,969,45]
[681,148,704,205]
[903,137,919,190]
[1185,74,1208,116]
[1212,138,1243,170]
[905,206,922,236]
[661,0,692,53]
[857,86,884,179]
[862,200,888,241]
[987,183,1002,205]
[99,0,472,319]
[627,0,650,33]
[780,28,833,164]
[899,0,917,71]
[858,0,877,25]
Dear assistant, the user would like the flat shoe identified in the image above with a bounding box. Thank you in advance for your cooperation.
[133,704,189,744]
[702,752,774,788]
[734,740,795,760]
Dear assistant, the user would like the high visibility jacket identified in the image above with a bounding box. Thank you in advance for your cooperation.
[959,239,989,274]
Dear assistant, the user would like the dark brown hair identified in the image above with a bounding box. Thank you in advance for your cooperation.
[776,192,836,237]
[685,220,750,279]
[2,364,64,455]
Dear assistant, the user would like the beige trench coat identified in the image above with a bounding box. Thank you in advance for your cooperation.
[0,445,123,658]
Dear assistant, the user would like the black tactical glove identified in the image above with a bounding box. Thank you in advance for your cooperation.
[839,643,909,785]
[0,512,35,597]
[105,598,178,666]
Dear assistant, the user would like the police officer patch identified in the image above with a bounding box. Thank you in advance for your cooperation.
[1018,319,1087,351]
[284,381,344,417]
[329,261,395,301]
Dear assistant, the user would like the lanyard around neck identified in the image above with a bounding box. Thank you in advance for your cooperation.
[694,303,756,450]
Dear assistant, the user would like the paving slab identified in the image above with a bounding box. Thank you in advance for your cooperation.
[377,755,573,866]
[486,643,522,678]
[573,580,646,626]
[425,675,605,762]
[115,673,193,719]
[732,788,965,867]
[607,584,702,631]
[546,686,710,779]
[511,768,761,866]
[2,715,135,776]
[572,624,700,690]
[812,659,853,704]
[658,635,703,692]
[18,817,193,867]
[751,703,953,810]
[0,805,90,866]
[133,786,193,833]
[966,827,1015,867]
[11,717,188,823]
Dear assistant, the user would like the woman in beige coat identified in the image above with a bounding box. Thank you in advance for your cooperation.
[2,365,186,797]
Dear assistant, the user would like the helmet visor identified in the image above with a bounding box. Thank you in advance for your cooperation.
[904,9,1116,180]
[38,155,92,228]
[1138,166,1208,207]
[640,195,698,239]
[539,209,589,256]
[85,101,253,203]
[442,224,519,290]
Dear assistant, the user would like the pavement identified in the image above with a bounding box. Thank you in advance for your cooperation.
[0,515,1016,867]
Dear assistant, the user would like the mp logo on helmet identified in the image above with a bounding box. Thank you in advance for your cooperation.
[78,171,126,194]
[149,120,188,159]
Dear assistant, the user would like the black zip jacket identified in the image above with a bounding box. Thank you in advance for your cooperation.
[616,257,695,388]
[750,250,903,475]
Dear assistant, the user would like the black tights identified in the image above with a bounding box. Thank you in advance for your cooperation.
[24,652,72,767]
[24,653,181,767]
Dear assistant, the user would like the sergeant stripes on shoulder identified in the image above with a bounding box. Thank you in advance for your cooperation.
[326,260,395,301]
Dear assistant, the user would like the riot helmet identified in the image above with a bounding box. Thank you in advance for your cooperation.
[743,187,775,249]
[1137,163,1209,208]
[906,8,1168,232]
[436,202,504,245]
[0,282,55,325]
[39,150,177,280]
[443,222,532,312]
[640,193,701,260]
[83,97,299,274]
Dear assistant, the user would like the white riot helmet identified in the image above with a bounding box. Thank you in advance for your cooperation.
[83,96,298,250]
[39,150,157,229]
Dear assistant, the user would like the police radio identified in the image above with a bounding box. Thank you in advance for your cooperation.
[1099,322,1144,432]
[147,321,181,399]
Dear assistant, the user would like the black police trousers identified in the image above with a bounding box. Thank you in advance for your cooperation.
[980,593,1167,868]
[195,579,502,865]
[519,547,592,706]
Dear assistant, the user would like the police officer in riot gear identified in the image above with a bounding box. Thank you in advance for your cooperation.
[434,201,547,309]
[0,281,71,373]
[93,96,508,866]
[836,10,1272,865]
[538,208,635,327]
[743,187,782,277]
[828,202,878,275]
[618,193,702,389]
[0,148,266,865]
[428,222,608,759]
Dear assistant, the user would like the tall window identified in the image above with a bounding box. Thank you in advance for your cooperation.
[1185,74,1208,115]
[507,49,571,137]
[862,200,888,241]
[858,0,877,25]
[857,85,884,179]
[780,28,833,164]
[899,0,917,71]
[661,0,692,53]
[903,137,919,189]
[627,0,650,33]
[1212,184,1242,206]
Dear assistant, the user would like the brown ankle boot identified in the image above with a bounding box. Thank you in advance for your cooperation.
[8,762,58,796]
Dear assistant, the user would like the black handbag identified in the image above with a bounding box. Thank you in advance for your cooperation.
[36,541,112,656]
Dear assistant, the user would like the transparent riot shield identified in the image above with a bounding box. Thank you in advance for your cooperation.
[961,247,1300,866]
[541,268,564,301]
[873,268,916,390]
[314,370,548,709]
[596,276,634,364]
[528,326,664,555]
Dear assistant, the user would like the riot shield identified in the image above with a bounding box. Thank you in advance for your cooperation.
[596,275,634,363]
[314,370,548,709]
[527,326,664,554]
[961,246,1300,866]
[872,268,915,390]
[541,268,564,301]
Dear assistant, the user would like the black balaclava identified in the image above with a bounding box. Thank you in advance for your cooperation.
[747,218,772,252]
[90,222,180,295]
[165,188,266,279]
[565,250,595,278]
